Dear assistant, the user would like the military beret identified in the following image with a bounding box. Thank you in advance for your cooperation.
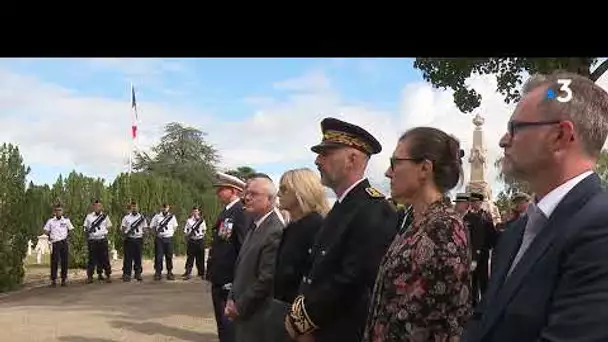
[454,193,470,202]
[470,192,484,201]
[214,171,246,191]
[310,117,382,156]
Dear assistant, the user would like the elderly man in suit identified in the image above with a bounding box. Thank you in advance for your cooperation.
[225,175,284,342]
[462,72,608,342]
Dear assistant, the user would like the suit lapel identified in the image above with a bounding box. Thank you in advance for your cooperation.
[479,174,602,336]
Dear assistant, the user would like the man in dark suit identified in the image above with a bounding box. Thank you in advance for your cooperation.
[225,175,284,342]
[206,172,250,342]
[284,117,398,342]
[462,72,608,342]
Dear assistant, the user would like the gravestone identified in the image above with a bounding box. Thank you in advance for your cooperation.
[34,235,51,264]
[27,239,33,256]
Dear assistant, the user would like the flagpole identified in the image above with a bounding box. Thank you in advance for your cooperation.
[129,82,134,176]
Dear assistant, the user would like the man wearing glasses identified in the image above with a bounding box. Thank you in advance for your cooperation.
[462,72,608,342]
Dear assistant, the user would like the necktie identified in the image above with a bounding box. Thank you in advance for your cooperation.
[506,202,547,277]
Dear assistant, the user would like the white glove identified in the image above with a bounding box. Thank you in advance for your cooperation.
[471,261,478,272]
[222,283,233,291]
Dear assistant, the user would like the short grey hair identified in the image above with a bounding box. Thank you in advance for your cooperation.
[251,176,277,202]
[522,71,608,159]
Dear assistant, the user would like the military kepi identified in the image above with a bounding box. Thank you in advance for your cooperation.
[311,117,382,156]
[470,192,484,201]
[213,172,246,191]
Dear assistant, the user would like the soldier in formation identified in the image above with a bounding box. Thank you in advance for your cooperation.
[150,203,179,281]
[182,205,207,280]
[43,203,75,287]
[120,201,147,282]
[83,200,113,284]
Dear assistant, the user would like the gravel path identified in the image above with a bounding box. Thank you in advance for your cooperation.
[0,257,219,342]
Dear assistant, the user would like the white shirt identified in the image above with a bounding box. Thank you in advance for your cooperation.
[537,170,594,218]
[151,212,178,238]
[254,209,275,229]
[83,212,112,240]
[43,216,74,243]
[184,216,207,240]
[226,198,241,210]
[337,178,366,203]
[121,212,148,239]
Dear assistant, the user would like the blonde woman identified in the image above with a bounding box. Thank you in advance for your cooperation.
[266,168,330,342]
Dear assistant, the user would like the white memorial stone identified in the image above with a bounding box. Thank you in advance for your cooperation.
[34,234,51,264]
[111,247,118,261]
[27,239,33,256]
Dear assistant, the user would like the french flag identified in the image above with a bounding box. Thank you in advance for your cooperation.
[131,84,138,140]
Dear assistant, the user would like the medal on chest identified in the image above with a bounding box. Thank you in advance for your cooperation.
[219,218,234,240]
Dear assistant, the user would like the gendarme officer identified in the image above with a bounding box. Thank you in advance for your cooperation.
[285,117,398,342]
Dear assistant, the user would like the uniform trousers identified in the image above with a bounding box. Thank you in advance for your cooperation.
[50,239,69,281]
[122,237,143,276]
[185,238,205,276]
[154,236,174,274]
[212,284,236,342]
[87,238,111,277]
[472,249,490,306]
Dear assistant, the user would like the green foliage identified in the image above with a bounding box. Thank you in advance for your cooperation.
[0,122,228,292]
[0,143,30,292]
[133,122,220,192]
[595,150,608,188]
[494,191,512,216]
[226,166,257,181]
[413,58,607,114]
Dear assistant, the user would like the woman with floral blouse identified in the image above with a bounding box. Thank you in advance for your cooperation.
[363,127,472,342]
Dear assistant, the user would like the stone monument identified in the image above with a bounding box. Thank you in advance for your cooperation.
[27,239,33,256]
[466,113,502,224]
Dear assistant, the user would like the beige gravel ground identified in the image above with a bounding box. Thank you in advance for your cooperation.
[0,257,219,342]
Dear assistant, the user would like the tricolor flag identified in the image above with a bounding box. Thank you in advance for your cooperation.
[131,84,138,139]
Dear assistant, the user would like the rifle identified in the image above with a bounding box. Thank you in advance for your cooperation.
[187,218,205,239]
[125,214,145,236]
[87,213,107,234]
[155,214,174,235]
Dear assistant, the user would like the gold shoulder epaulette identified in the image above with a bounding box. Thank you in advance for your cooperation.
[365,187,385,198]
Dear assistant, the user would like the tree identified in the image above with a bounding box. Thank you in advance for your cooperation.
[134,122,220,192]
[595,150,608,187]
[414,58,608,192]
[413,58,608,114]
[0,144,30,292]
[226,166,257,180]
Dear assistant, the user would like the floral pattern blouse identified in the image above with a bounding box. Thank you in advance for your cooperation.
[363,201,472,342]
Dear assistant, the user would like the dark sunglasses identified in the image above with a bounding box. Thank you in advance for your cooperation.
[389,157,423,171]
[507,120,561,136]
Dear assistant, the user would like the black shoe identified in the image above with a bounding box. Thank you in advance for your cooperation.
[135,274,143,282]
[182,273,191,280]
[181,272,189,277]
[86,277,94,284]
[50,280,57,288]
[98,274,105,281]
[60,279,67,287]
[154,273,162,281]
[167,273,175,281]
[122,275,131,282]
[105,275,112,283]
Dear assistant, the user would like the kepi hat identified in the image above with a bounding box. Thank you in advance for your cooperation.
[310,117,382,156]
[454,193,470,202]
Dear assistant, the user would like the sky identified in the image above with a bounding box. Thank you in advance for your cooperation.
[1,58,607,201]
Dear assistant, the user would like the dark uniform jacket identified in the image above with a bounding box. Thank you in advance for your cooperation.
[273,211,324,303]
[464,209,496,259]
[289,179,398,342]
[206,198,250,286]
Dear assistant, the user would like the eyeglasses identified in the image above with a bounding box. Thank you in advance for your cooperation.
[389,157,422,171]
[507,120,561,137]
